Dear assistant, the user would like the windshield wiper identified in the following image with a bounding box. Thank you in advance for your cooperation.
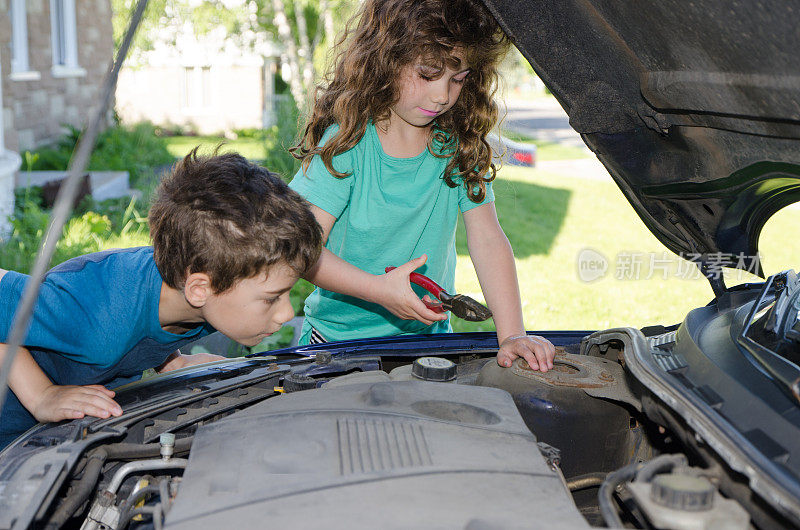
[737,271,800,404]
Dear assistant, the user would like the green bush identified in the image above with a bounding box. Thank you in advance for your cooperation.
[21,122,174,192]
[232,128,269,140]
[262,97,303,181]
[0,192,149,274]
[290,279,315,316]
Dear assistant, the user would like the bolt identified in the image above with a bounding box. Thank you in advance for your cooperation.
[160,432,176,461]
[315,352,332,365]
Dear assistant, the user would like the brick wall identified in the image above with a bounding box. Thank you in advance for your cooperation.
[0,0,114,152]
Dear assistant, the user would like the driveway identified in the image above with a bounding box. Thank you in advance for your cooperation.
[501,97,611,181]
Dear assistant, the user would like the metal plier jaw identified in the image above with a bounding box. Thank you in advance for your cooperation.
[385,267,493,322]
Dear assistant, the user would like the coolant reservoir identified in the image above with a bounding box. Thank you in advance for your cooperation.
[628,471,750,529]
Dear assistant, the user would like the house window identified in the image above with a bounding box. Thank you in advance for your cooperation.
[9,0,38,79]
[50,0,83,76]
[182,66,212,110]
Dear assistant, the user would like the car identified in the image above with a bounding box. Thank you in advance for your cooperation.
[2,0,799,528]
[487,131,537,167]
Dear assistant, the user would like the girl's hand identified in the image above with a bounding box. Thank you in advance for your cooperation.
[31,384,122,423]
[497,334,555,372]
[374,255,448,326]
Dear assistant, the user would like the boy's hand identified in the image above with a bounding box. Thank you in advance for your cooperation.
[374,255,448,326]
[497,335,555,372]
[32,384,122,423]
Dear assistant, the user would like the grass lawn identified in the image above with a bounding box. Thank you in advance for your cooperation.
[165,130,590,164]
[162,133,800,337]
[121,130,800,343]
[450,164,800,334]
[164,136,269,160]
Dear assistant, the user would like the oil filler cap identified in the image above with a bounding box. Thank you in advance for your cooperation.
[412,357,456,382]
[650,473,714,511]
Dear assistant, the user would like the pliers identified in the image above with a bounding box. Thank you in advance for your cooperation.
[385,267,493,322]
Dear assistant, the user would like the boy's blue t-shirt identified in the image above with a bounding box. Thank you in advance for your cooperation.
[289,123,494,343]
[0,247,215,447]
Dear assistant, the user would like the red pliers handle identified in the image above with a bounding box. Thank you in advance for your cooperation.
[385,266,447,312]
[384,267,493,322]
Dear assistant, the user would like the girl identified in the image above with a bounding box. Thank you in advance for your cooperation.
[289,0,555,371]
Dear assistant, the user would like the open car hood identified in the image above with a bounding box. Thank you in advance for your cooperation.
[483,0,800,277]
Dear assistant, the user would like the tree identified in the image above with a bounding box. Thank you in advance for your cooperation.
[111,1,266,65]
[111,0,355,109]
[254,0,353,109]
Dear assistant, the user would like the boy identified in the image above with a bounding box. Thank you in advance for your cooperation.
[0,150,322,448]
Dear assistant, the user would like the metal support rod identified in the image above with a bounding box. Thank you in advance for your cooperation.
[0,0,151,418]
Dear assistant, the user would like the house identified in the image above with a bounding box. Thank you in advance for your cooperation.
[1,0,114,151]
[0,0,114,234]
[115,18,284,135]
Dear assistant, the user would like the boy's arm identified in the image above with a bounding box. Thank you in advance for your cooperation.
[0,343,122,422]
[462,203,555,371]
[303,205,446,325]
[157,350,226,372]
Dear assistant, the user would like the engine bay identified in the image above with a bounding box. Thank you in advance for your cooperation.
[2,283,799,529]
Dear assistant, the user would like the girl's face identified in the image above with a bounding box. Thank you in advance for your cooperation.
[390,50,471,129]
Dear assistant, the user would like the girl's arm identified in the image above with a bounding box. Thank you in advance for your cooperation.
[0,343,122,422]
[462,202,555,371]
[304,205,447,325]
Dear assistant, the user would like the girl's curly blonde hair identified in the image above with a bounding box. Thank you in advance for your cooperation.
[290,0,508,202]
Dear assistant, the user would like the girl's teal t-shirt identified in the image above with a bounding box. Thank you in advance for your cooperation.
[288,122,494,343]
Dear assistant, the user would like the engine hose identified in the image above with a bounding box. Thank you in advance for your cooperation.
[567,472,608,491]
[597,461,640,528]
[153,504,164,530]
[45,449,108,529]
[118,506,158,530]
[159,478,172,515]
[119,484,162,515]
[44,437,192,528]
[634,453,687,483]
[104,436,194,460]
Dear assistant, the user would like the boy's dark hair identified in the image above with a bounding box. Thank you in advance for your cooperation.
[149,149,322,293]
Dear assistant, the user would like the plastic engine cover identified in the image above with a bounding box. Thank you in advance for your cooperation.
[164,381,590,529]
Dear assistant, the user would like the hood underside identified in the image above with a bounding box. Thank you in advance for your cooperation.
[484,0,800,276]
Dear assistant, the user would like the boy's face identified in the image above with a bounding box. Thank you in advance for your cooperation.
[391,48,471,128]
[200,263,298,346]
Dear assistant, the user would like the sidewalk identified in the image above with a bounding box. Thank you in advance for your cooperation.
[501,96,591,151]
[500,96,610,180]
